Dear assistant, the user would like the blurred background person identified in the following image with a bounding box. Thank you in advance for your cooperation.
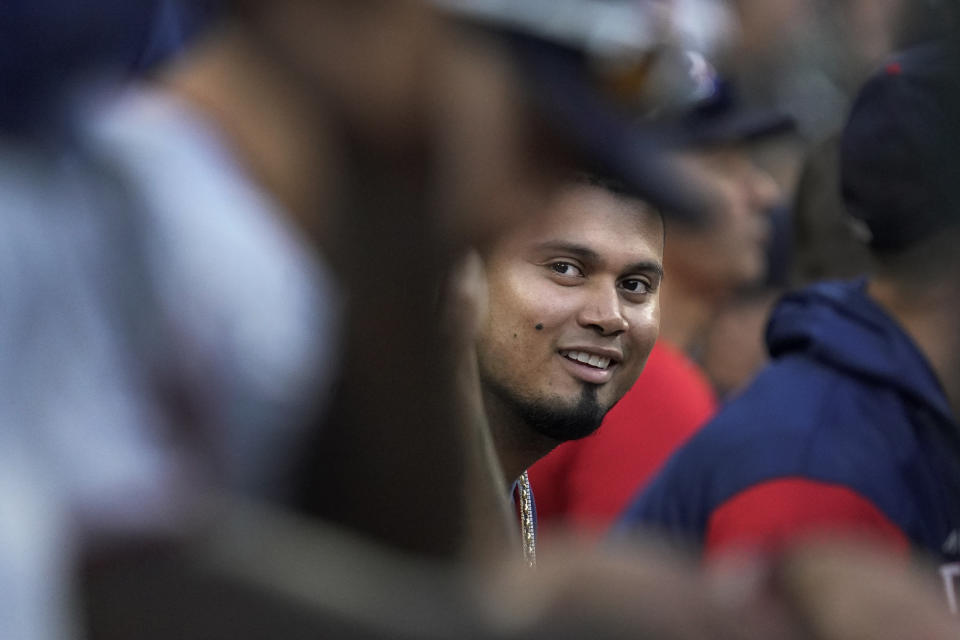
[621,41,960,576]
[698,0,960,405]
[696,200,796,400]
[721,0,957,139]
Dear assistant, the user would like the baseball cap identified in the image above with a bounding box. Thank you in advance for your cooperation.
[672,79,795,148]
[840,41,960,253]
[435,0,724,223]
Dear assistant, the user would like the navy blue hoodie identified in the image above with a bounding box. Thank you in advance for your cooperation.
[621,280,960,567]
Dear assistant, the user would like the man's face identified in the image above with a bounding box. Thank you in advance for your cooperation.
[476,183,664,443]
[667,146,780,291]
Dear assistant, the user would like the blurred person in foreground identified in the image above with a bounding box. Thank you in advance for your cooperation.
[529,82,789,536]
[0,3,204,638]
[1,1,515,636]
[85,0,342,500]
[621,42,960,582]
[84,0,562,565]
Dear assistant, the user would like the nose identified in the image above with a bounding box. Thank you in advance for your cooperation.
[577,283,628,336]
[746,162,781,216]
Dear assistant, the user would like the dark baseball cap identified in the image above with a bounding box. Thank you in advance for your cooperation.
[672,79,795,148]
[435,0,723,223]
[840,41,960,253]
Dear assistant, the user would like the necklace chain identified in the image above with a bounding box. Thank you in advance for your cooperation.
[518,470,536,567]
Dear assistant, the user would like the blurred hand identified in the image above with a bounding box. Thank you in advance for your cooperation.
[476,536,958,640]
[480,538,801,640]
[774,541,959,640]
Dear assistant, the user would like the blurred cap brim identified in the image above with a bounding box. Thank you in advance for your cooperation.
[676,107,795,147]
[437,0,717,223]
[508,34,714,223]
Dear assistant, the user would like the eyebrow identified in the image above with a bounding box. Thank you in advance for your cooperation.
[534,241,664,279]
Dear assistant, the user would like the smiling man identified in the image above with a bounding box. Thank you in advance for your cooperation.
[476,179,664,498]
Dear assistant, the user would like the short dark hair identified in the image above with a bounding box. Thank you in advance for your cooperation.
[570,173,666,247]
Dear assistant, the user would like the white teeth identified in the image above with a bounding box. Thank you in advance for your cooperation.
[561,350,613,370]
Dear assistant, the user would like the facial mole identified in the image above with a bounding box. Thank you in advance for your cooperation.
[535,323,544,331]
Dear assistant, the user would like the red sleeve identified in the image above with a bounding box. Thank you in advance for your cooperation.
[705,477,910,559]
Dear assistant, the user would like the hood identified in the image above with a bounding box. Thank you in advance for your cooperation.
[767,279,953,424]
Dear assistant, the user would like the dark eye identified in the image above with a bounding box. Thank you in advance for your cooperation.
[620,278,651,295]
[550,262,583,277]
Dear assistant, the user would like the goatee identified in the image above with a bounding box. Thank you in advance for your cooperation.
[487,381,606,443]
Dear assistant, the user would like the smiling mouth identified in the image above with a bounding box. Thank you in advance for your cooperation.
[560,350,613,371]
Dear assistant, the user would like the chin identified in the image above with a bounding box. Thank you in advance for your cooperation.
[518,385,607,443]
